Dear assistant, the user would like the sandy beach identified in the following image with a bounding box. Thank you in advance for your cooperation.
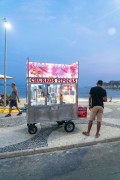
[17,97,120,109]
[79,98,120,107]
[18,98,27,108]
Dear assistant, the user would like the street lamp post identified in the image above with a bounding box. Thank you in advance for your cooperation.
[3,18,7,107]
[3,18,11,107]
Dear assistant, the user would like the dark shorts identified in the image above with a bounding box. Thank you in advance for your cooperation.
[10,100,17,107]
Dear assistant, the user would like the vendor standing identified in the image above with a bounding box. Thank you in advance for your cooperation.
[5,83,22,117]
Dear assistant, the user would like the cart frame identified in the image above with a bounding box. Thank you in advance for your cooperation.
[26,61,79,134]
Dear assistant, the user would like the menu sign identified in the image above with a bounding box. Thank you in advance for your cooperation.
[27,61,78,78]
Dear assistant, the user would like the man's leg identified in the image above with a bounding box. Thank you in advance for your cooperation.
[16,106,21,113]
[5,105,12,117]
[87,120,93,134]
[82,107,96,136]
[96,107,103,138]
[96,121,101,138]
[16,106,22,115]
[82,120,93,136]
[9,106,12,114]
[14,100,22,115]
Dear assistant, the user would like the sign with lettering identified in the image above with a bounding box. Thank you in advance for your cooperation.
[28,78,77,83]
[27,61,78,78]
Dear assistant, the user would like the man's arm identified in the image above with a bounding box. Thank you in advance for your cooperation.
[103,96,107,102]
[103,90,107,102]
[89,94,92,109]
[14,88,20,103]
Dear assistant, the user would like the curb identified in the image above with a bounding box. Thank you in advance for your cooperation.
[0,137,120,159]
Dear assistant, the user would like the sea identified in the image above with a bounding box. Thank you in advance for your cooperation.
[0,84,120,100]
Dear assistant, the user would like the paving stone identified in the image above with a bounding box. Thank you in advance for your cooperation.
[0,104,120,154]
[0,124,59,153]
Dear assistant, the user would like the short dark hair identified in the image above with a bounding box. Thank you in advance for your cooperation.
[11,82,15,86]
[97,80,103,85]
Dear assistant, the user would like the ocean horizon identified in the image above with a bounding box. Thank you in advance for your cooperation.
[0,84,120,100]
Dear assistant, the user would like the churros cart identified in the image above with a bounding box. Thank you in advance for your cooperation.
[26,61,79,134]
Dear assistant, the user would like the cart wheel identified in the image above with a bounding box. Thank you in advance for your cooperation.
[56,121,64,125]
[64,121,75,132]
[28,125,37,134]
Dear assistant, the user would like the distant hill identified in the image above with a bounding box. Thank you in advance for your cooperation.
[103,81,120,89]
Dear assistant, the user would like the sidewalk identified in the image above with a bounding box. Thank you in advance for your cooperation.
[0,102,120,159]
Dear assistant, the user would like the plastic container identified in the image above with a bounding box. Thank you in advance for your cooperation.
[78,105,87,118]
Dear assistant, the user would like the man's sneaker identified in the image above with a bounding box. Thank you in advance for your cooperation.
[17,111,22,116]
[5,114,11,117]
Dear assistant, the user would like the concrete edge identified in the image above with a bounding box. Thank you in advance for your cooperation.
[0,136,120,159]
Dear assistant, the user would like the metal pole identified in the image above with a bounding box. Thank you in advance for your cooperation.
[4,20,7,107]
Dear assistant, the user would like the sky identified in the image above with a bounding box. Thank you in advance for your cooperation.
[0,0,120,86]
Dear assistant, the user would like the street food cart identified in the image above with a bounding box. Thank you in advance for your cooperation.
[26,61,79,134]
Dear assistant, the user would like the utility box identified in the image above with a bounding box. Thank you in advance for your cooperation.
[78,105,87,118]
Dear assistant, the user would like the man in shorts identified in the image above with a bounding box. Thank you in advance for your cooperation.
[5,83,22,117]
[82,80,107,138]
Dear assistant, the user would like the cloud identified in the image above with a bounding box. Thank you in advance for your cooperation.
[107,27,117,36]
[14,0,57,22]
[60,14,96,37]
[89,6,120,25]
[75,24,96,36]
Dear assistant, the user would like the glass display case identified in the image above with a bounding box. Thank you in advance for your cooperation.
[31,84,46,106]
[62,84,76,104]
[30,83,76,106]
